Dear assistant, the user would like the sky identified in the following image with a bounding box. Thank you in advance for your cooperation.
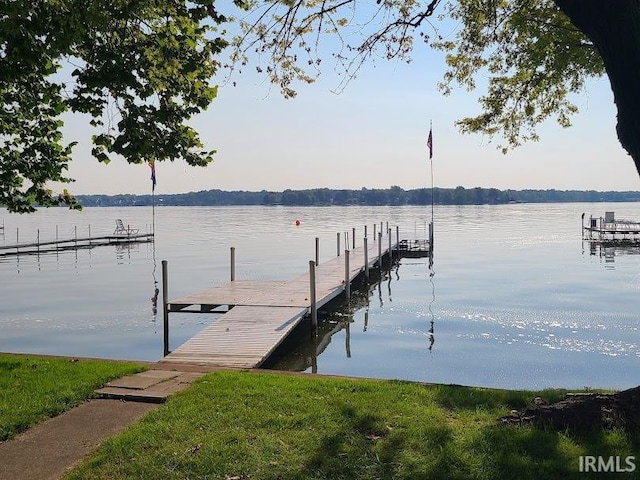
[57,10,640,196]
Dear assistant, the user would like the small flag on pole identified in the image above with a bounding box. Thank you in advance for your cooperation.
[427,127,433,159]
[148,161,156,191]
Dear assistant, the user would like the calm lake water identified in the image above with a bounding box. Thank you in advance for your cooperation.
[1,203,639,390]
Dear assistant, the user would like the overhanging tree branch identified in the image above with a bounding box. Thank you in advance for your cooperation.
[1,0,233,213]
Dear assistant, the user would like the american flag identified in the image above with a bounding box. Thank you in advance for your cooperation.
[427,128,433,159]
[149,161,156,191]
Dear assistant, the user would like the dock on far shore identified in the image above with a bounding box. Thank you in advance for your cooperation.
[583,211,640,245]
[0,220,153,256]
[160,225,432,370]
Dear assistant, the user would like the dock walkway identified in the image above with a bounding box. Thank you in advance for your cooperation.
[161,234,402,369]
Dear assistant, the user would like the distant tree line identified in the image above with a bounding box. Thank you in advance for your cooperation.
[73,186,640,207]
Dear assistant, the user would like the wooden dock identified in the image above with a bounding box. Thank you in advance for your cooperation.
[583,212,640,245]
[0,233,154,256]
[160,232,419,369]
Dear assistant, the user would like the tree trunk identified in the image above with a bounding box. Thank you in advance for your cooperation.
[501,386,640,432]
[554,0,640,176]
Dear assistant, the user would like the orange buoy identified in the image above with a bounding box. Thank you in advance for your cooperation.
[295,219,301,226]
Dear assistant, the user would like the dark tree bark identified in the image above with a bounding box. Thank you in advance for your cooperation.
[501,386,640,432]
[554,0,640,176]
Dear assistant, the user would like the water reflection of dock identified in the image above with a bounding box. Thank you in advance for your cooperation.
[160,226,432,369]
[264,261,436,374]
[585,241,640,269]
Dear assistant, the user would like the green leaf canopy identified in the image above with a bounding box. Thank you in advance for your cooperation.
[0,0,231,212]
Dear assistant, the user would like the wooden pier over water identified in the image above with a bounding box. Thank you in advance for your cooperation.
[0,233,154,256]
[160,227,431,369]
[0,220,153,256]
[583,211,640,245]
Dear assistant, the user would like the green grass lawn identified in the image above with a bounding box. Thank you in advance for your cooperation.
[66,371,639,480]
[0,353,145,441]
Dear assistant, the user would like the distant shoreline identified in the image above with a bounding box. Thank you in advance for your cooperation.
[75,186,640,207]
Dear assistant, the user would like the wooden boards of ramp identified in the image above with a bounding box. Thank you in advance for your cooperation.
[160,305,309,368]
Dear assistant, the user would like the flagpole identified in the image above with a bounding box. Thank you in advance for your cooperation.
[149,160,157,237]
[430,120,434,228]
[152,188,155,236]
[427,121,434,256]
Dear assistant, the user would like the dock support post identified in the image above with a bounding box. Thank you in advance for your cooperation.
[378,231,382,267]
[162,260,170,356]
[309,260,317,332]
[364,225,367,239]
[352,227,356,249]
[388,228,392,262]
[230,247,236,282]
[396,226,399,253]
[345,249,350,299]
[337,232,341,256]
[364,237,369,280]
[315,237,320,265]
[37,229,40,254]
[373,224,376,241]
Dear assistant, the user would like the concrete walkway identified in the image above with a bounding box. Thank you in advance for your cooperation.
[0,364,214,480]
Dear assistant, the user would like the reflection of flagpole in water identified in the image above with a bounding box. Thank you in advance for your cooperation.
[149,265,159,331]
[151,249,159,320]
[150,221,158,321]
[427,256,436,351]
